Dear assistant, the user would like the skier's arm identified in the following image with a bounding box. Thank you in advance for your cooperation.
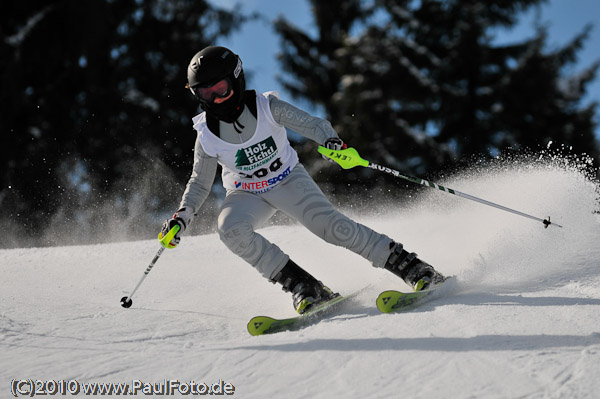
[158,140,217,248]
[269,95,340,144]
[179,137,218,213]
[160,137,217,248]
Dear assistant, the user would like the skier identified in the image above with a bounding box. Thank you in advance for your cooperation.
[160,46,445,314]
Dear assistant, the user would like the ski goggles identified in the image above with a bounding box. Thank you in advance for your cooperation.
[189,78,232,102]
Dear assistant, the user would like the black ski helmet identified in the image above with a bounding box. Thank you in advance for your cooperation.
[186,46,246,123]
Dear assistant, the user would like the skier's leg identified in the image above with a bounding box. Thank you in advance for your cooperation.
[264,164,393,267]
[265,164,446,290]
[218,190,335,313]
[217,190,287,279]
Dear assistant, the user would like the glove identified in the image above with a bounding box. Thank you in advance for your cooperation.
[159,207,194,248]
[322,137,347,162]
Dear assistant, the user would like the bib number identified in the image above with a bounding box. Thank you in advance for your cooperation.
[240,158,283,179]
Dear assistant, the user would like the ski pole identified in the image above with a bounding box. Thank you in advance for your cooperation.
[120,224,180,308]
[318,146,563,229]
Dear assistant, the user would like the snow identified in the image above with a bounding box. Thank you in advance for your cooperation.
[2,157,600,398]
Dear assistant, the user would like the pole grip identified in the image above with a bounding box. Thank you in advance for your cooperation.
[158,224,181,248]
[318,146,369,169]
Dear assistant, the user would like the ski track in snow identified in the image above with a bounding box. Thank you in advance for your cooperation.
[1,160,600,398]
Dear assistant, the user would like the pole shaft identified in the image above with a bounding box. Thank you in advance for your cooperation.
[125,246,165,301]
[368,162,562,228]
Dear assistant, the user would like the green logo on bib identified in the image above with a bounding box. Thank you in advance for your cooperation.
[235,137,277,170]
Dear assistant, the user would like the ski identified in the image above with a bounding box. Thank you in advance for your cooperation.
[247,292,357,336]
[376,280,451,313]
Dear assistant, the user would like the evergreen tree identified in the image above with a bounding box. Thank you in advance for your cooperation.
[1,0,248,246]
[275,0,599,190]
[405,0,600,162]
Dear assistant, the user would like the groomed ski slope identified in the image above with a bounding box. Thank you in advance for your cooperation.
[2,156,600,399]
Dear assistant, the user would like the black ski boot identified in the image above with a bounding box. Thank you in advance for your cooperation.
[384,242,446,291]
[271,259,338,314]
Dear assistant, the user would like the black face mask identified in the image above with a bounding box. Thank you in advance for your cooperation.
[199,92,244,123]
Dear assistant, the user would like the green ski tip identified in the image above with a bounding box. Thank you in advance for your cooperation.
[247,292,359,336]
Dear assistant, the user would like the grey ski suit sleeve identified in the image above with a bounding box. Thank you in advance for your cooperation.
[269,95,340,144]
[178,138,218,213]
